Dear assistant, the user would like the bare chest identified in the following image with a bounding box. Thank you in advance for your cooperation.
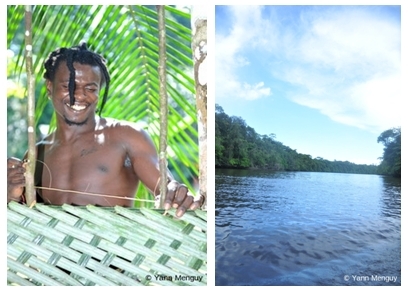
[39,139,133,203]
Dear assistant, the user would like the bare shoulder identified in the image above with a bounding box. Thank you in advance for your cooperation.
[103,117,149,137]
[102,117,155,150]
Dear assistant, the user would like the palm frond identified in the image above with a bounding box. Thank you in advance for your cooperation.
[7,5,198,207]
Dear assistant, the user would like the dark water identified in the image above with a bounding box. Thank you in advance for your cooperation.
[215,169,401,286]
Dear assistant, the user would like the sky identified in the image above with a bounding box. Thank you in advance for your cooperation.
[215,5,402,166]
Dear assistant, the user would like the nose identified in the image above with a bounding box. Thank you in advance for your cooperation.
[73,87,86,102]
[69,87,85,106]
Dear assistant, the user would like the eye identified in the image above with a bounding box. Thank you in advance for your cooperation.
[86,87,97,93]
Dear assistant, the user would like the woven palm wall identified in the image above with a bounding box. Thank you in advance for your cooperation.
[7,201,207,286]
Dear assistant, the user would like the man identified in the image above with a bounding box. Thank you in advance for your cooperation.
[7,42,204,217]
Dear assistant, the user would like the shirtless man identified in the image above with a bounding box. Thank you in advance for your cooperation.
[7,43,204,217]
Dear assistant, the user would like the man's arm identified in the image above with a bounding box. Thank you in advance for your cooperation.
[122,124,204,217]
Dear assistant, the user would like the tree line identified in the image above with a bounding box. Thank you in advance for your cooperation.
[215,104,400,177]
[377,127,401,177]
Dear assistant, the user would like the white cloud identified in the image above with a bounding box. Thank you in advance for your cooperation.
[274,6,401,132]
[215,6,274,101]
[284,8,402,131]
[216,6,401,131]
[295,8,400,74]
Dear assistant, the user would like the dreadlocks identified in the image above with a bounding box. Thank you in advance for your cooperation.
[43,41,111,116]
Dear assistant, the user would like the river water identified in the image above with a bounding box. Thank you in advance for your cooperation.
[215,169,401,286]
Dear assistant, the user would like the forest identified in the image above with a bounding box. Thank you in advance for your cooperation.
[215,104,401,177]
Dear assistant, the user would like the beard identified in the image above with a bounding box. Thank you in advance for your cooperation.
[64,115,89,126]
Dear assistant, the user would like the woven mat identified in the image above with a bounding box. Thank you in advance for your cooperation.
[7,201,207,286]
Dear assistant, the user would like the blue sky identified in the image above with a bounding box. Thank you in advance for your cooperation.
[215,5,401,166]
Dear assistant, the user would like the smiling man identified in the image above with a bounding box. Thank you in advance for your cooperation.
[7,42,204,217]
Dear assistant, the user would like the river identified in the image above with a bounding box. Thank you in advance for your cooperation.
[215,169,401,286]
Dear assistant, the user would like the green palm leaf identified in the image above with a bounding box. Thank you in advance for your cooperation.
[7,5,198,208]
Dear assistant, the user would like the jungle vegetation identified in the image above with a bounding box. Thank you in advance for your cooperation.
[377,127,401,177]
[216,104,400,177]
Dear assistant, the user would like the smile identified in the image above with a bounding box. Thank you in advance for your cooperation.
[66,103,87,111]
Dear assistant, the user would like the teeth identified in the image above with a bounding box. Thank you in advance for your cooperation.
[67,104,86,111]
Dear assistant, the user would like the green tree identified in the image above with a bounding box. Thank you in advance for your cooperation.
[7,5,199,207]
[377,127,401,177]
[215,104,378,174]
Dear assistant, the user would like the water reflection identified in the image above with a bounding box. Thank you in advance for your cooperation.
[216,168,297,179]
[380,175,401,218]
[215,170,401,286]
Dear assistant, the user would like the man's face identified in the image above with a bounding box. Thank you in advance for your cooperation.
[46,61,102,126]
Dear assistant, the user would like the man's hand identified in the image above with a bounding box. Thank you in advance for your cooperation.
[7,157,26,203]
[164,180,205,218]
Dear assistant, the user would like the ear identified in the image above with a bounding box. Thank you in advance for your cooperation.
[45,79,52,97]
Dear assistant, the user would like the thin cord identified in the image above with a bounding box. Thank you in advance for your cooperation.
[35,186,155,203]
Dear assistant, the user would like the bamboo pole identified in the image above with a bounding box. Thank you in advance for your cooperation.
[156,5,168,208]
[191,6,207,208]
[24,5,37,207]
